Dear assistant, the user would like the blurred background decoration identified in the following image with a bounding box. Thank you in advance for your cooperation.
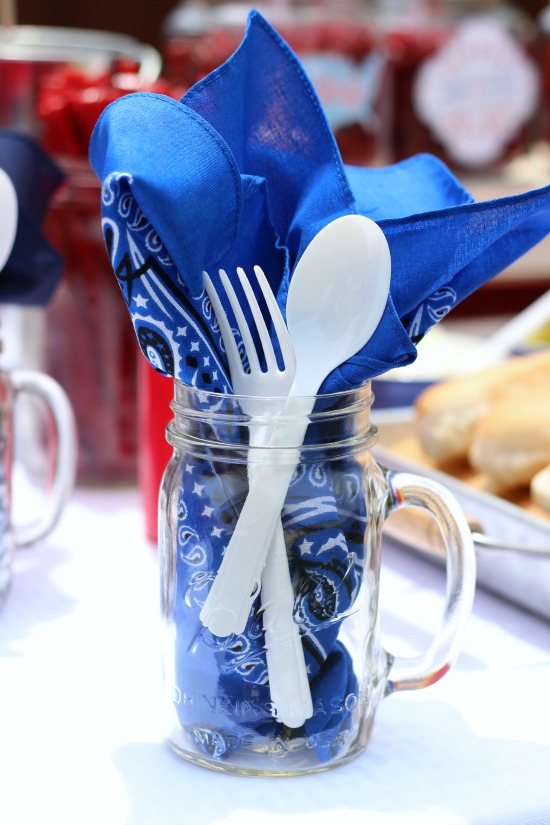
[12,0,549,54]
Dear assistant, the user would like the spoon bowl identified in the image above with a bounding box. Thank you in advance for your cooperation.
[287,214,391,393]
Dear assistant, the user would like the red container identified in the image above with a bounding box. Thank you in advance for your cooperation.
[34,55,180,485]
[0,26,163,137]
[137,357,174,544]
[43,160,140,483]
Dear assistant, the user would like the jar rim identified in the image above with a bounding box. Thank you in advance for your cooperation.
[171,378,374,416]
[167,379,377,457]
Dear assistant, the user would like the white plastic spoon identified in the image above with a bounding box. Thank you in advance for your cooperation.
[200,215,392,638]
[0,168,18,271]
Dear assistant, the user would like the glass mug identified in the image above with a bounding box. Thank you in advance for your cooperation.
[0,368,76,608]
[159,382,476,776]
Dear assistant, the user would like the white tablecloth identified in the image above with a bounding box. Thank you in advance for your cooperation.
[1,487,549,825]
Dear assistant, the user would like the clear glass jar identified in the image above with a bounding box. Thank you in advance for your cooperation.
[159,381,476,775]
[0,366,76,609]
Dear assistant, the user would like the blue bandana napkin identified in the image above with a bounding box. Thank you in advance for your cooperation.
[89,10,550,391]
[0,130,63,305]
[89,10,550,760]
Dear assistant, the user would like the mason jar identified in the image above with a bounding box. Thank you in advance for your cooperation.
[159,381,476,775]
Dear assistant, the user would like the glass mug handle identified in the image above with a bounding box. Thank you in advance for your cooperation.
[383,470,476,694]
[10,370,77,548]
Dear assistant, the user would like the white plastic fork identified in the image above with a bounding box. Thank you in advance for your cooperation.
[203,265,313,729]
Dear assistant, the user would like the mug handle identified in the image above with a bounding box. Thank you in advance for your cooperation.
[383,470,476,694]
[10,370,77,548]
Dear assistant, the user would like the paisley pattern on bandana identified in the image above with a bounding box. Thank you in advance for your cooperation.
[405,285,459,344]
[101,172,231,391]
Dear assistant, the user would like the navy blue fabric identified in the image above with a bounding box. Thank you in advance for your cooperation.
[0,130,63,306]
[89,10,550,390]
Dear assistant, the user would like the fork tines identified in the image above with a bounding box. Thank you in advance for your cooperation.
[205,266,293,376]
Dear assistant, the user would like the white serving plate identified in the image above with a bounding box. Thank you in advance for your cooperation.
[372,408,550,620]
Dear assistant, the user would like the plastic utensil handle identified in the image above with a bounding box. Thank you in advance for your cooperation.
[261,522,313,727]
[200,398,312,636]
[199,455,300,637]
[383,471,476,694]
[11,370,77,548]
[246,423,312,728]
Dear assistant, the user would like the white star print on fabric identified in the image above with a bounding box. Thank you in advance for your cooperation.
[298,538,314,556]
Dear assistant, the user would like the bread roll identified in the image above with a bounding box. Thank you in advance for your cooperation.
[468,383,550,487]
[415,350,550,462]
[531,465,550,513]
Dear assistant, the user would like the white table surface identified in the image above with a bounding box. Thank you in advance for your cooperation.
[1,487,549,825]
